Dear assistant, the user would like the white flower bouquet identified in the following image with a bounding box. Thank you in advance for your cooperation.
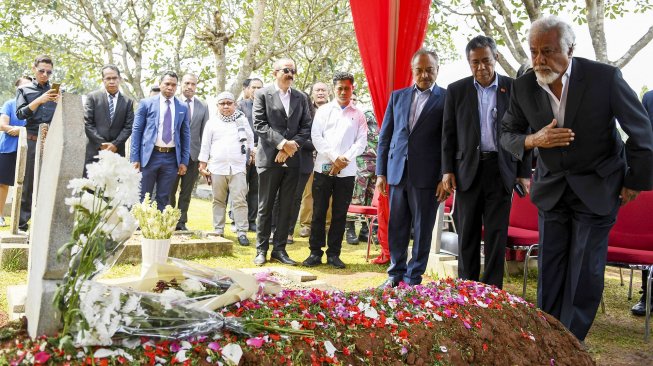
[54,151,141,335]
[131,193,180,239]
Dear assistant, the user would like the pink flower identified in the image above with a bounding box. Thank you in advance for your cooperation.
[246,337,265,348]
[34,351,51,364]
[170,342,180,352]
[208,342,221,352]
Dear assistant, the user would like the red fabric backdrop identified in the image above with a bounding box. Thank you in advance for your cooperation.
[350,0,431,250]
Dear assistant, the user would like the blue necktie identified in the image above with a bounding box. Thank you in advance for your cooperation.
[108,94,115,123]
[163,99,172,144]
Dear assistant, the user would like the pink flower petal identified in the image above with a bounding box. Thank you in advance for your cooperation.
[34,352,51,364]
[246,337,265,348]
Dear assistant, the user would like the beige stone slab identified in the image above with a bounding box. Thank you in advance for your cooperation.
[7,284,27,316]
[117,237,233,264]
[242,266,318,282]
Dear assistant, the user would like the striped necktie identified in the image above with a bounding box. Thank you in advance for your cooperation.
[108,93,116,122]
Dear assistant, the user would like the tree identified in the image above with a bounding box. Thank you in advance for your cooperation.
[434,0,653,76]
[0,0,202,99]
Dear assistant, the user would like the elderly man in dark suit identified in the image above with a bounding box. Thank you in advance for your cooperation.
[252,58,312,266]
[501,16,653,341]
[168,73,210,231]
[442,36,531,289]
[376,48,448,287]
[83,65,134,175]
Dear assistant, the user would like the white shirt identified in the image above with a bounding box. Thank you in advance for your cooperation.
[537,58,573,127]
[156,95,176,147]
[198,114,255,175]
[311,100,368,177]
[274,82,292,150]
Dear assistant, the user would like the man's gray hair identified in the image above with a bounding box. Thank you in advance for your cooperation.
[273,58,295,70]
[529,15,576,53]
[411,48,439,65]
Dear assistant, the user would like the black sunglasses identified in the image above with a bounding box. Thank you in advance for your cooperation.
[276,68,297,75]
[37,69,53,75]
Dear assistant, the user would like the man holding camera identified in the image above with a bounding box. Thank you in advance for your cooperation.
[442,36,531,289]
[302,72,367,269]
[198,92,254,246]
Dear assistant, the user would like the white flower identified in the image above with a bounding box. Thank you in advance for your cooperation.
[323,341,337,358]
[180,278,206,293]
[221,343,243,366]
[440,346,448,353]
[290,320,302,330]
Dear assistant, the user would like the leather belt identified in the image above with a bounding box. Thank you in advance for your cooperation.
[26,134,38,142]
[479,151,498,160]
[154,146,175,153]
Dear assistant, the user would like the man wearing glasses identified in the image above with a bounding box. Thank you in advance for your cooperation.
[252,58,312,266]
[83,65,134,175]
[15,55,59,232]
[442,36,531,289]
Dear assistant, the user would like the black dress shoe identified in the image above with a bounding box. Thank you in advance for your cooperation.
[254,252,267,266]
[632,297,648,316]
[248,223,257,232]
[302,253,322,267]
[270,251,297,266]
[377,278,399,289]
[326,256,346,269]
[176,223,188,231]
[238,235,250,246]
[346,229,359,245]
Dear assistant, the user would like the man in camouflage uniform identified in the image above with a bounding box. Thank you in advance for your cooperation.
[345,109,379,244]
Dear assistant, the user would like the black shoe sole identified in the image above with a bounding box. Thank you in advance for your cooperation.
[302,261,321,267]
[270,257,297,266]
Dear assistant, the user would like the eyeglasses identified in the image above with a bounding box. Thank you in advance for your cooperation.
[276,68,297,75]
[37,69,53,75]
[218,101,234,106]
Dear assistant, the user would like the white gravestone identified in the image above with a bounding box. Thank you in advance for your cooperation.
[25,93,86,338]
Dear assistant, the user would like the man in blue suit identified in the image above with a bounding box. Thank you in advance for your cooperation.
[376,48,448,287]
[131,71,190,209]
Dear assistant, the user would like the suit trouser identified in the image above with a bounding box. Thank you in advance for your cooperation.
[211,172,248,234]
[272,171,311,236]
[387,170,437,285]
[18,139,36,230]
[456,157,512,288]
[169,157,199,225]
[140,151,178,210]
[537,185,618,341]
[299,172,314,228]
[246,163,258,225]
[308,173,355,257]
[256,167,299,253]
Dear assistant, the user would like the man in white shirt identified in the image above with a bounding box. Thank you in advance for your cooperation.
[302,72,367,269]
[198,92,254,246]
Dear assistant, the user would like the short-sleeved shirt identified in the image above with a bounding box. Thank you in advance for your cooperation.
[0,99,27,153]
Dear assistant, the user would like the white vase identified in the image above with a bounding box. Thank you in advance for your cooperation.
[140,238,171,278]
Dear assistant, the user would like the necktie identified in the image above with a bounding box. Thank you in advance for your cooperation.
[163,99,172,144]
[186,98,192,121]
[108,94,115,123]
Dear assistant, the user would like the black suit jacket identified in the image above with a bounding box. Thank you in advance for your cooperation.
[84,89,134,165]
[501,57,653,215]
[442,74,531,192]
[253,85,312,168]
[376,84,446,188]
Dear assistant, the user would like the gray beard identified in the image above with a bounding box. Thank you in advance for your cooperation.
[535,70,561,85]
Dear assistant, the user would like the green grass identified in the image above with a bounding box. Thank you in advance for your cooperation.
[1,198,652,364]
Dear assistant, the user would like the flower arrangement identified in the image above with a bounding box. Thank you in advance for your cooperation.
[54,150,141,336]
[1,279,592,365]
[131,193,181,239]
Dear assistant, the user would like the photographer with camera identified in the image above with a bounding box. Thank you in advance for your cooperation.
[198,92,254,246]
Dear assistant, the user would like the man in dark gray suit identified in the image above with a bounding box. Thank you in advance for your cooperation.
[501,16,653,341]
[252,57,312,266]
[442,36,531,289]
[169,73,210,230]
[84,64,134,173]
[238,78,263,231]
